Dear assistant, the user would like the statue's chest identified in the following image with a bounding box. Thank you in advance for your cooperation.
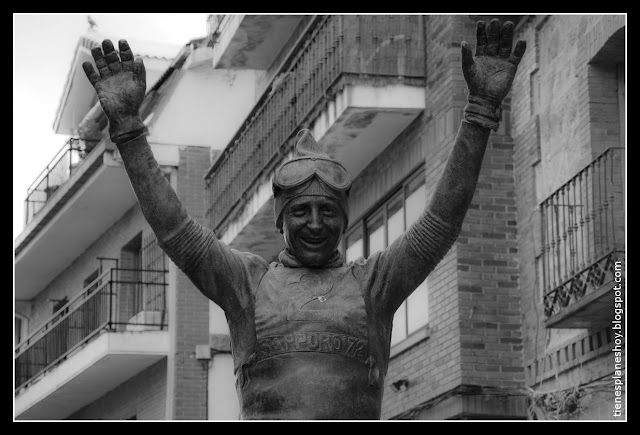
[254,267,368,337]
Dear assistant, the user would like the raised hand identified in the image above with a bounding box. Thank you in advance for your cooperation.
[82,39,146,144]
[461,19,526,131]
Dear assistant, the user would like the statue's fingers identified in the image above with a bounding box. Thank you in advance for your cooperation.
[499,21,515,59]
[82,62,101,87]
[508,40,527,66]
[133,58,146,89]
[475,21,487,56]
[91,46,111,78]
[119,40,134,72]
[486,18,501,56]
[102,39,122,75]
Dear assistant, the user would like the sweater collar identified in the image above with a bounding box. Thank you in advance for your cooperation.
[278,248,344,268]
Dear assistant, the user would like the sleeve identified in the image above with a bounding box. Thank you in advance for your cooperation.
[356,209,461,319]
[159,217,269,319]
[115,133,268,318]
[116,133,190,242]
[356,120,491,318]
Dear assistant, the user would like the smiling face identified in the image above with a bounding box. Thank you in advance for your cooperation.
[282,195,345,267]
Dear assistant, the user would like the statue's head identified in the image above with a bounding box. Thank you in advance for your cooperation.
[273,129,352,266]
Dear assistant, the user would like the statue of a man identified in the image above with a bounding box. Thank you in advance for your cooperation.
[83,19,525,420]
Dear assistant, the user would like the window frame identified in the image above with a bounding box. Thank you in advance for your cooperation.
[343,167,431,355]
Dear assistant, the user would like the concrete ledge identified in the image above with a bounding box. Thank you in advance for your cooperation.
[210,334,231,353]
[15,331,169,420]
[416,392,527,420]
[392,385,528,420]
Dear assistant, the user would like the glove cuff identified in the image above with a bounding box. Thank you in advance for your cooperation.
[109,116,147,145]
[464,95,502,132]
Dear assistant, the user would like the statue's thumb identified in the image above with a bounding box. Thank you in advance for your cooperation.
[461,41,476,80]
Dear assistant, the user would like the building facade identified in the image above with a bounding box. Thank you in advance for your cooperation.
[202,13,626,420]
[15,14,625,421]
[510,15,626,420]
[14,28,261,420]
[204,14,528,419]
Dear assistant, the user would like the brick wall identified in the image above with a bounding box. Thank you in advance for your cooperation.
[511,15,625,420]
[457,126,524,392]
[169,145,212,420]
[69,359,167,420]
[351,15,525,419]
[450,14,525,401]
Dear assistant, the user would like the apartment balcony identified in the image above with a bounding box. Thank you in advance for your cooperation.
[541,147,625,329]
[15,137,179,300]
[212,15,306,69]
[15,267,169,420]
[22,138,99,227]
[204,15,425,255]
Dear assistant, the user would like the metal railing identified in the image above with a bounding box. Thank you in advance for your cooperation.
[14,267,168,391]
[24,138,99,225]
[204,15,425,232]
[541,147,625,318]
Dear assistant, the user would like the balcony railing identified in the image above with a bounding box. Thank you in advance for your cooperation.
[14,267,168,391]
[204,15,424,232]
[24,138,99,225]
[541,147,625,319]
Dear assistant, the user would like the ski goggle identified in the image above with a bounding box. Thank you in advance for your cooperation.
[273,156,352,191]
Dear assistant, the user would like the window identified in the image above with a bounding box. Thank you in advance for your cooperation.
[141,233,168,312]
[15,317,21,345]
[122,233,143,317]
[344,168,429,346]
[52,297,69,320]
[83,268,100,293]
[15,316,26,346]
[82,268,104,334]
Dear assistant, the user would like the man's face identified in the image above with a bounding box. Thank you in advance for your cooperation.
[283,195,345,267]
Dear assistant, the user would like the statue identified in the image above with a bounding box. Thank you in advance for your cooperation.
[82,18,525,419]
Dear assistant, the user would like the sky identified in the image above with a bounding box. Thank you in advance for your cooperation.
[13,13,211,241]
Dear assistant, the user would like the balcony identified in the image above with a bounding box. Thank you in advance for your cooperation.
[23,138,99,226]
[15,138,135,299]
[541,148,625,328]
[212,15,306,69]
[204,15,425,246]
[15,136,180,300]
[15,267,169,420]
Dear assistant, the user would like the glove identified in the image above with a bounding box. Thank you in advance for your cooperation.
[461,19,526,131]
[82,39,147,144]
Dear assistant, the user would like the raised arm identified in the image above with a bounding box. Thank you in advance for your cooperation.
[82,40,268,315]
[82,39,189,241]
[428,19,526,225]
[368,20,526,314]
